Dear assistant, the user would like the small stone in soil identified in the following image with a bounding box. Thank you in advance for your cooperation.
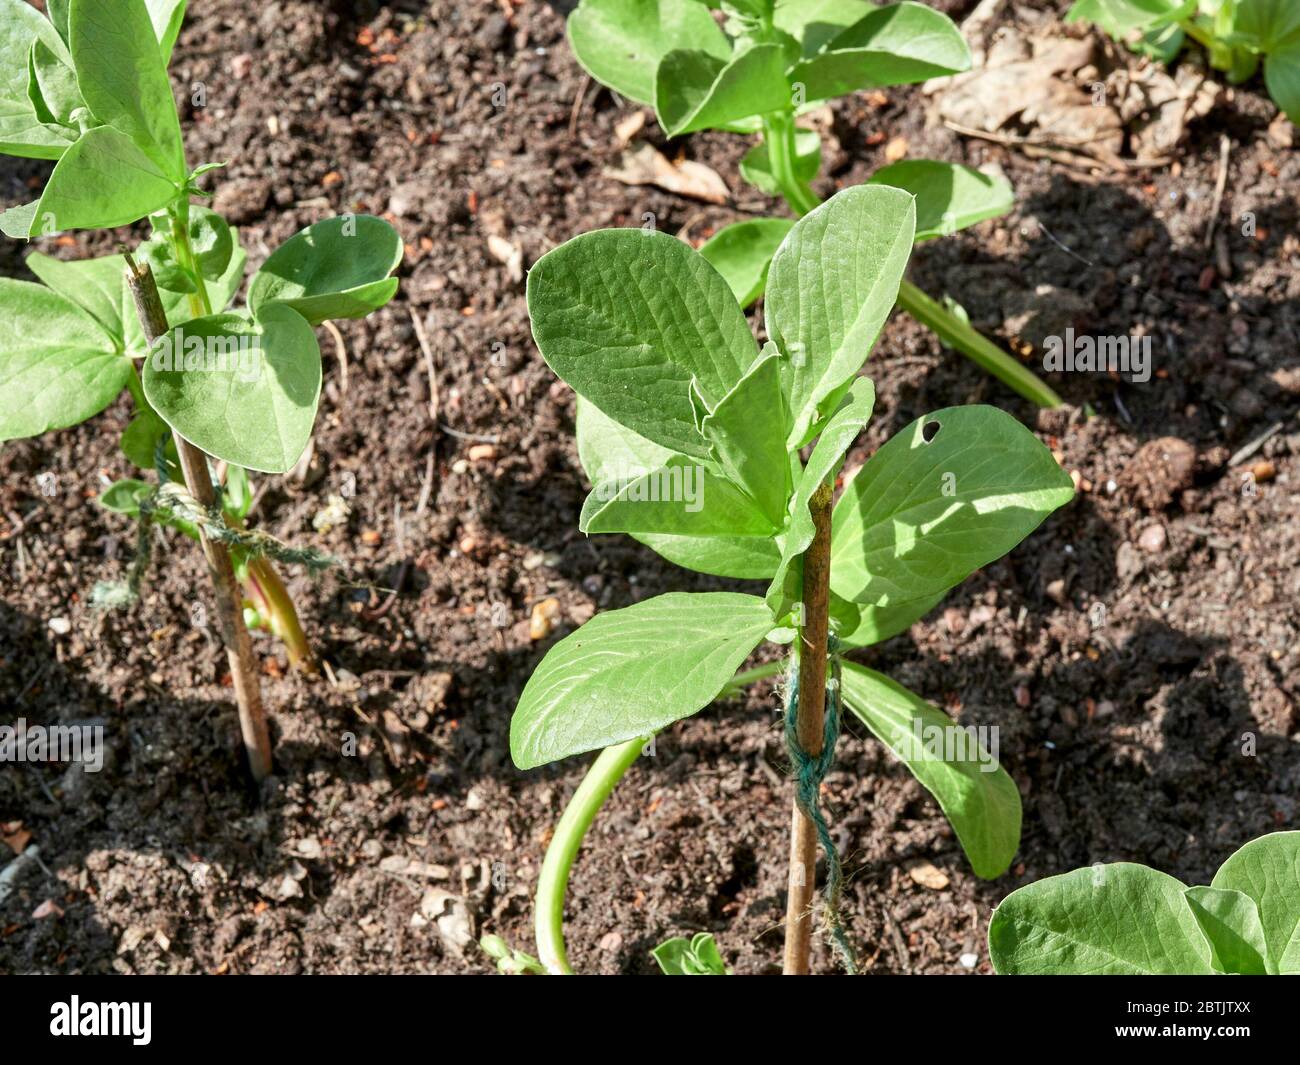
[48,617,71,635]
[959,952,978,970]
[1139,524,1167,553]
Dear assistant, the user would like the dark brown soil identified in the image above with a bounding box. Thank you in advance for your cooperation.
[1,0,1296,976]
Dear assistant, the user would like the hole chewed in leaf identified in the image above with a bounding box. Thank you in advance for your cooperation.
[922,420,942,443]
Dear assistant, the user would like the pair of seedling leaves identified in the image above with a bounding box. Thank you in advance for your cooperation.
[992,831,1300,974]
[0,0,402,478]
[515,183,1076,879]
[1070,0,1300,121]
[569,0,1014,306]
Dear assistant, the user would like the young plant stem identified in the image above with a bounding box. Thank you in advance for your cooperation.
[895,280,1064,407]
[535,736,647,974]
[782,480,833,975]
[125,255,273,782]
[764,114,1062,408]
[242,555,316,673]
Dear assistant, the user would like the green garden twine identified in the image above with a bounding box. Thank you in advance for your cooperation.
[784,635,857,973]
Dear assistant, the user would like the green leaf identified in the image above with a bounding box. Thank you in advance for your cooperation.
[830,405,1075,607]
[1066,0,1197,37]
[510,591,773,768]
[840,661,1020,878]
[774,0,877,56]
[1184,886,1270,975]
[698,217,793,307]
[528,228,759,459]
[838,590,944,648]
[989,863,1216,974]
[652,932,729,975]
[869,160,1014,241]
[1210,831,1300,973]
[1235,0,1300,48]
[766,375,875,618]
[48,0,72,45]
[248,214,402,326]
[142,303,322,473]
[788,1,971,102]
[739,128,821,198]
[0,278,127,441]
[580,456,779,536]
[574,396,781,579]
[26,250,127,347]
[69,0,186,180]
[0,0,76,159]
[29,37,85,127]
[98,477,151,515]
[655,43,792,136]
[223,463,253,520]
[2,125,178,237]
[120,407,172,471]
[145,0,188,64]
[1263,44,1300,122]
[567,0,731,106]
[700,344,790,525]
[764,183,915,446]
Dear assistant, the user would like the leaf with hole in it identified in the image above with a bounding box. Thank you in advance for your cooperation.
[510,591,773,768]
[142,303,321,473]
[0,0,76,160]
[789,1,970,102]
[575,397,782,578]
[26,250,128,347]
[248,215,402,326]
[869,160,1014,241]
[1184,885,1270,974]
[0,125,179,238]
[764,184,915,447]
[528,227,759,459]
[841,662,1020,878]
[0,278,128,441]
[766,376,874,619]
[567,0,730,106]
[1210,830,1300,973]
[69,0,186,180]
[830,405,1075,608]
[655,43,792,137]
[738,128,821,198]
[989,863,1215,974]
[698,217,793,308]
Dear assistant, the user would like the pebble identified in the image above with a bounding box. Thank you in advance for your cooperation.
[530,598,561,641]
[47,617,71,635]
[598,931,623,952]
[468,444,496,462]
[1252,460,1276,484]
[959,952,979,970]
[451,459,470,475]
[1138,524,1167,553]
[1045,579,1068,606]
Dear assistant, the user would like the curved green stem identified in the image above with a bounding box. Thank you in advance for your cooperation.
[762,111,819,216]
[535,736,647,974]
[896,280,1063,408]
